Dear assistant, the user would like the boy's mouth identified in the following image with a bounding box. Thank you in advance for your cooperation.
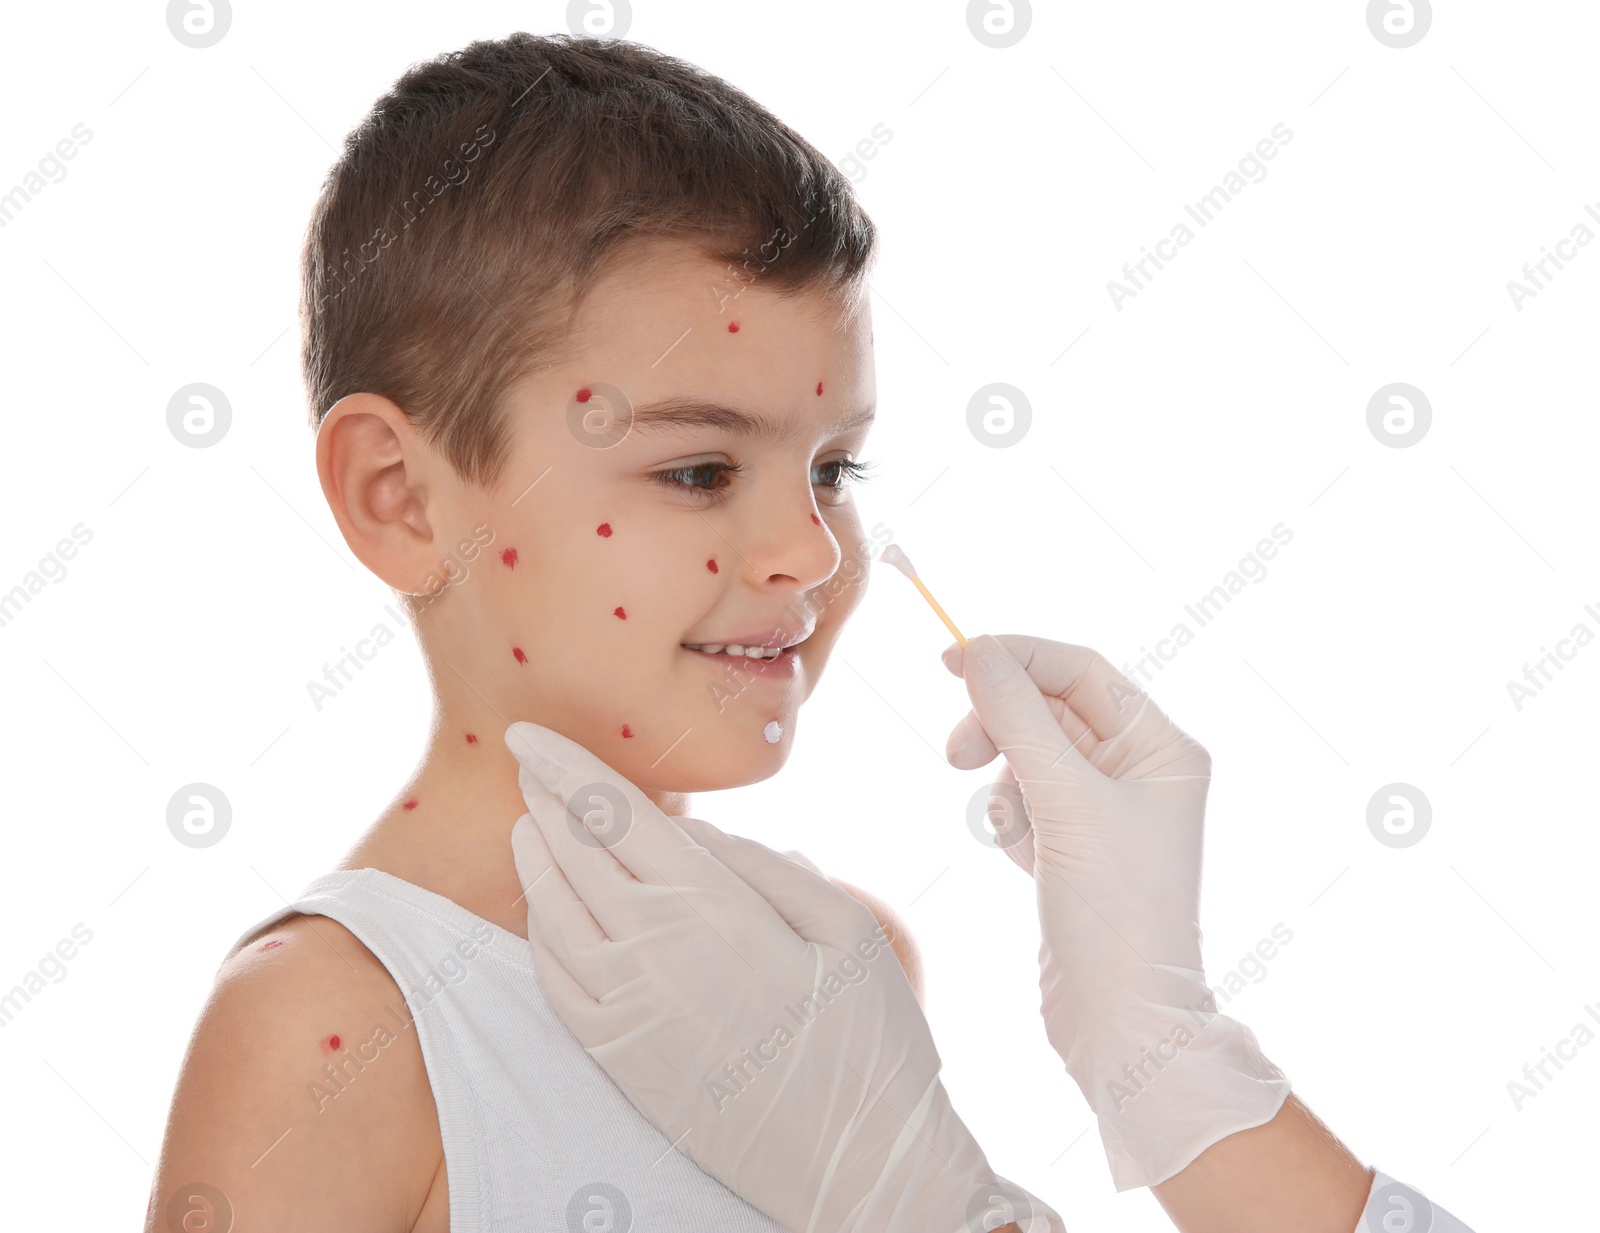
[680,622,814,675]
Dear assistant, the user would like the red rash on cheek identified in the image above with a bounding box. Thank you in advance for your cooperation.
[403,799,418,811]
[620,724,633,738]
[728,321,740,333]
[706,558,718,573]
[513,646,528,665]
[465,733,478,744]
[614,606,626,619]
[597,522,613,537]
[257,939,284,953]
[576,387,592,403]
[816,381,824,396]
[501,547,517,569]
[811,512,822,525]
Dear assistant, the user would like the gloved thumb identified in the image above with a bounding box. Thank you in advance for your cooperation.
[956,634,1093,786]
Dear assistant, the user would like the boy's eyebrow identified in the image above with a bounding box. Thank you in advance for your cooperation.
[626,395,876,444]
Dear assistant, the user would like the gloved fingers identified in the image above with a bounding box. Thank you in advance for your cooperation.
[983,761,1037,877]
[672,814,881,955]
[946,692,1096,771]
[943,633,1152,749]
[940,635,1099,785]
[780,848,825,876]
[513,757,651,942]
[510,813,623,1004]
[520,915,615,1045]
[507,720,745,890]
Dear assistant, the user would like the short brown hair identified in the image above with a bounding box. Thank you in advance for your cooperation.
[301,32,878,490]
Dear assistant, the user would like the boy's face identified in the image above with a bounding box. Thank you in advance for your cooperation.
[435,244,878,795]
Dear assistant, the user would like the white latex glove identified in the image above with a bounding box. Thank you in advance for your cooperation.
[504,720,1064,1233]
[942,634,1292,1192]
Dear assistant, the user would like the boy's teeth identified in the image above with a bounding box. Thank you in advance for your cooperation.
[686,643,781,659]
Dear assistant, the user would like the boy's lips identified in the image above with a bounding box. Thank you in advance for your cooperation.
[679,621,816,652]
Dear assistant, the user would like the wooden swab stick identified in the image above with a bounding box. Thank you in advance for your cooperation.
[878,543,967,648]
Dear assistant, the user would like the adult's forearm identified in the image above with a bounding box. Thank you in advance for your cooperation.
[1150,1093,1372,1233]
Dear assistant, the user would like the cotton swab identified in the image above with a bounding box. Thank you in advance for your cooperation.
[877,543,967,648]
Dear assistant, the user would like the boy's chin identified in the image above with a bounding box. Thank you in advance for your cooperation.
[632,742,791,796]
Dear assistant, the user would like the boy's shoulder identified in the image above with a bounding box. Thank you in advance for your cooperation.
[150,912,449,1232]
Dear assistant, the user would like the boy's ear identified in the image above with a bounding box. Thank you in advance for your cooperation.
[314,392,442,593]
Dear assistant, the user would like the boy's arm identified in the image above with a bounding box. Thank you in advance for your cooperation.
[147,915,442,1233]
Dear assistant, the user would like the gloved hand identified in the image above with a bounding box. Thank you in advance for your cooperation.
[942,634,1292,1192]
[503,720,1064,1233]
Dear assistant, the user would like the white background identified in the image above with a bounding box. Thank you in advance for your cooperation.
[1,1,1593,1229]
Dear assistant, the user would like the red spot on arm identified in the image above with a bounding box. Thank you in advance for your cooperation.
[620,724,633,738]
[706,558,718,573]
[403,799,418,811]
[728,321,740,333]
[576,387,592,403]
[810,512,822,525]
[613,606,626,619]
[512,646,528,665]
[327,1034,342,1051]
[816,381,824,396]
[501,547,518,569]
[465,732,479,744]
[256,939,284,952]
[597,522,613,537]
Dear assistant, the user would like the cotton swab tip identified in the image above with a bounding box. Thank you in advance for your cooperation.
[877,542,916,579]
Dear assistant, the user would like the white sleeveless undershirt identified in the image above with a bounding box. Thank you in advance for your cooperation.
[223,867,787,1233]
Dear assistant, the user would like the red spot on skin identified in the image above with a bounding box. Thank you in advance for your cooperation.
[501,547,518,569]
[816,381,824,396]
[513,646,528,665]
[811,512,822,525]
[576,387,592,403]
[706,558,718,573]
[614,606,626,619]
[257,939,284,952]
[465,732,478,744]
[620,724,633,738]
[728,321,740,333]
[597,522,612,537]
[328,1034,342,1051]
[403,799,418,811]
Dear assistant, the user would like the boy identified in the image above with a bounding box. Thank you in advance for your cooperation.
[147,32,926,1232]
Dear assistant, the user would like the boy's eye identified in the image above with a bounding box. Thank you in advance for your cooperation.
[812,458,874,503]
[650,460,742,495]
[648,457,876,502]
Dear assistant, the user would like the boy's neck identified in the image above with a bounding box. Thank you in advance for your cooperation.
[336,720,691,941]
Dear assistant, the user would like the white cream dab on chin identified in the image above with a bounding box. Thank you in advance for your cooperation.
[763,720,782,743]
